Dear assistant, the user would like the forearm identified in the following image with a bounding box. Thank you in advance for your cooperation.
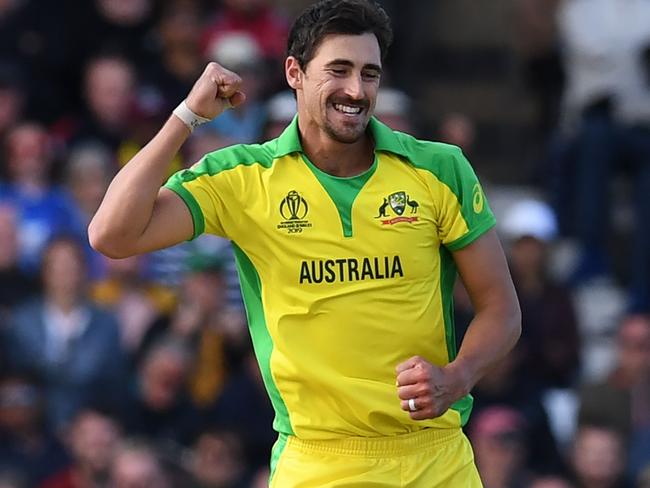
[447,301,521,393]
[88,116,190,255]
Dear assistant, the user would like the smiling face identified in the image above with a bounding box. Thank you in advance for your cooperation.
[286,33,382,145]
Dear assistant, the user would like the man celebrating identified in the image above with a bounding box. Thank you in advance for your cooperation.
[89,0,521,485]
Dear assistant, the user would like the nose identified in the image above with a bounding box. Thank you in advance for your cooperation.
[343,73,364,100]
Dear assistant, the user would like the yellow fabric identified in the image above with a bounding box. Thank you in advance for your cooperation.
[270,428,482,487]
[180,153,468,438]
[165,119,496,440]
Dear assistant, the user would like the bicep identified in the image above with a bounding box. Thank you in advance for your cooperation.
[132,188,195,255]
[451,228,518,312]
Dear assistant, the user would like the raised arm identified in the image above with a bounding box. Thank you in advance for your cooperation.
[88,63,246,258]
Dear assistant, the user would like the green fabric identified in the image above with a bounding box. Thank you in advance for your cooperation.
[269,433,288,482]
[439,246,458,362]
[451,394,474,427]
[164,181,205,239]
[439,238,474,427]
[301,154,377,237]
[377,126,496,250]
[232,243,294,436]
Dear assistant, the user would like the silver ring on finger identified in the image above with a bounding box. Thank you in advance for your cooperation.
[408,398,417,412]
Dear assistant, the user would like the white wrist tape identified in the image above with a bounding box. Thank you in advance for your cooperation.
[172,100,211,131]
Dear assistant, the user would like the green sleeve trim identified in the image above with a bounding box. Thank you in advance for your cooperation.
[450,394,474,426]
[445,217,496,251]
[231,243,294,436]
[163,181,205,239]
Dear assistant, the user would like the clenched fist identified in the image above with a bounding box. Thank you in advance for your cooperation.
[396,356,471,421]
[185,62,247,120]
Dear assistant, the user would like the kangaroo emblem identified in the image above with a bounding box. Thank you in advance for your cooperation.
[406,197,419,214]
[376,198,389,218]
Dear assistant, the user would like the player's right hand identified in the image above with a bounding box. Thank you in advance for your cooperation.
[185,62,247,120]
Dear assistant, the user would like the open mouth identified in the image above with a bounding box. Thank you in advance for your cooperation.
[332,103,364,115]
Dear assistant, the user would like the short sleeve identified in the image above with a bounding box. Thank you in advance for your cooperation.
[436,148,496,251]
[164,156,231,239]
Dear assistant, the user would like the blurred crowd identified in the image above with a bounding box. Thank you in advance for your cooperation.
[0,0,649,487]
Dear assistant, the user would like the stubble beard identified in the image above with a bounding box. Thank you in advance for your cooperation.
[322,115,369,144]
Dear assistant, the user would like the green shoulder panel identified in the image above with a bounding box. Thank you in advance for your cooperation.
[163,139,280,239]
[391,131,496,250]
[176,139,278,181]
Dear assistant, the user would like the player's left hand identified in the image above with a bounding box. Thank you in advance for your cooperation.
[395,356,470,420]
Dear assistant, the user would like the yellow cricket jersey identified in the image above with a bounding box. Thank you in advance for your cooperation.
[164,116,496,441]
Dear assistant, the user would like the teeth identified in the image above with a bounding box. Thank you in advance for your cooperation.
[334,103,362,114]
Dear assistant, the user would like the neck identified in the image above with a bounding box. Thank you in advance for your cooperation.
[298,119,375,177]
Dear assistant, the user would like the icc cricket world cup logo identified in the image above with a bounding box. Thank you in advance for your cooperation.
[280,190,309,220]
[278,190,312,234]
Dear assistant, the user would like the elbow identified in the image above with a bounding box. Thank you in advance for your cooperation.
[88,219,135,259]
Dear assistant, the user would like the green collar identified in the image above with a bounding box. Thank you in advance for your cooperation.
[274,115,410,159]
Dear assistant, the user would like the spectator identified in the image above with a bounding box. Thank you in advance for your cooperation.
[0,122,85,274]
[579,315,650,480]
[202,32,268,143]
[189,430,249,488]
[0,373,71,486]
[579,315,650,436]
[64,142,116,280]
[470,347,564,475]
[0,472,26,488]
[64,143,114,226]
[201,0,289,67]
[54,55,137,156]
[263,90,297,140]
[0,64,25,163]
[91,254,175,355]
[639,465,650,488]
[4,236,127,430]
[65,0,157,83]
[122,338,199,448]
[0,204,38,320]
[139,253,246,409]
[570,424,629,488]
[42,408,122,488]
[110,441,169,488]
[528,476,575,488]
[141,3,204,113]
[470,405,531,488]
[0,2,66,122]
[374,87,414,133]
[185,129,237,165]
[501,199,580,388]
[557,0,650,313]
[512,0,564,139]
[438,112,477,157]
[207,348,275,470]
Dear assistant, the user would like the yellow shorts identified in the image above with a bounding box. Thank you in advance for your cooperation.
[269,428,483,487]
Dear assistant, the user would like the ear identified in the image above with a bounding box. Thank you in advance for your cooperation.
[285,56,303,90]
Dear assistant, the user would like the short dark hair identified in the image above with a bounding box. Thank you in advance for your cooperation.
[287,0,393,70]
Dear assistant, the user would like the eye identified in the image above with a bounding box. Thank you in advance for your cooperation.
[330,68,346,75]
[362,71,381,81]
